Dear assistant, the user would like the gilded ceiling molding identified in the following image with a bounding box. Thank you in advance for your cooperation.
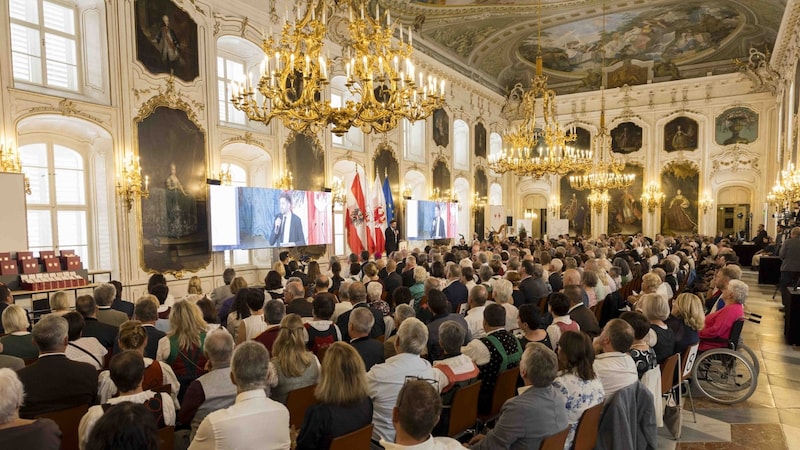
[734,48,782,96]
[711,145,761,176]
[26,98,104,125]
[222,132,266,149]
[134,76,205,125]
[378,0,588,18]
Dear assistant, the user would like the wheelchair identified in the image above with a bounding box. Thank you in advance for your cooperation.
[690,315,760,404]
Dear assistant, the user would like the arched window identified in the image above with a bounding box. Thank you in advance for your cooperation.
[489,132,502,159]
[9,0,108,102]
[453,120,469,170]
[489,183,502,205]
[403,119,426,162]
[21,142,90,264]
[216,36,266,128]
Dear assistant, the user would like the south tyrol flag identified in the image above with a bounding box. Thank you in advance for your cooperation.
[382,175,395,224]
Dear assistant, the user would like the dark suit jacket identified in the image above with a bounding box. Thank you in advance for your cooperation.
[17,354,98,418]
[287,298,314,317]
[336,303,385,341]
[111,298,134,318]
[270,212,305,246]
[383,272,403,304]
[431,217,446,238]
[442,280,469,313]
[401,269,415,287]
[82,317,118,348]
[780,237,800,272]
[569,305,601,338]
[519,277,548,305]
[349,336,385,371]
[549,272,563,293]
[385,227,399,254]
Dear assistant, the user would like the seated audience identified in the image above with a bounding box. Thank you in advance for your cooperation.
[565,285,601,338]
[76,295,119,348]
[380,380,463,449]
[592,318,638,400]
[296,342,374,449]
[636,293,676,363]
[264,270,285,300]
[236,288,268,344]
[132,296,166,359]
[195,297,223,334]
[468,343,568,449]
[85,402,159,450]
[493,279,520,332]
[0,343,23,370]
[699,279,748,351]
[63,311,107,370]
[217,277,248,326]
[17,315,97,418]
[48,290,72,316]
[431,321,479,436]
[367,317,447,442]
[545,292,579,350]
[336,282,385,341]
[304,293,341,352]
[148,273,175,308]
[367,281,391,316]
[384,304,415,360]
[0,305,37,359]
[516,303,552,349]
[253,299,285,353]
[462,303,524,415]
[156,301,209,402]
[78,350,176,450]
[210,268,236,310]
[348,307,385,371]
[269,314,321,404]
[99,321,179,408]
[553,331,605,450]
[225,288,250,338]
[464,285,490,339]
[0,368,61,450]
[178,330,237,440]
[94,283,128,327]
[285,281,314,318]
[0,285,12,334]
[666,293,705,355]
[620,311,657,379]
[442,264,469,313]
[189,342,290,450]
[426,290,470,360]
[331,280,353,323]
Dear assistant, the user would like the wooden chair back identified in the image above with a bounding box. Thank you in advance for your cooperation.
[36,404,90,450]
[285,384,318,430]
[329,424,374,450]
[660,353,680,395]
[539,427,570,450]
[538,295,549,315]
[447,380,482,438]
[315,346,328,364]
[158,426,175,450]
[592,299,604,319]
[572,402,605,450]
[479,367,519,422]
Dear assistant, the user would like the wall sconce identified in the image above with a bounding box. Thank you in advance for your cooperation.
[116,153,149,211]
[471,192,486,213]
[588,189,610,213]
[276,169,294,190]
[331,177,346,207]
[640,183,665,212]
[402,185,412,200]
[218,164,232,186]
[524,209,538,220]
[699,194,713,214]
[548,196,561,216]
[0,141,31,194]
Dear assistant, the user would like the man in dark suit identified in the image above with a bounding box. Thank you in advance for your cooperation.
[128,296,165,359]
[17,315,98,418]
[383,260,403,304]
[347,308,385,370]
[779,227,800,317]
[564,285,601,338]
[754,224,769,250]
[518,261,549,306]
[442,264,469,313]
[401,256,417,287]
[270,192,306,246]
[336,282,385,341]
[426,290,470,360]
[285,281,313,317]
[430,204,446,239]
[110,280,134,318]
[76,295,119,348]
[286,260,309,286]
[385,219,400,254]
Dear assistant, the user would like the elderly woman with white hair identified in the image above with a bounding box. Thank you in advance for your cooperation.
[636,293,675,364]
[492,279,519,331]
[366,281,390,316]
[0,368,61,449]
[699,279,748,352]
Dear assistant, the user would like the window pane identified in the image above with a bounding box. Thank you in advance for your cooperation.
[10,23,42,57]
[20,144,50,204]
[217,57,225,78]
[53,145,82,169]
[9,0,39,23]
[226,60,244,81]
[233,249,249,265]
[45,33,77,64]
[27,210,53,249]
[57,210,88,246]
[43,1,75,35]
[11,51,43,84]
[55,169,85,204]
[20,143,48,167]
[227,164,247,186]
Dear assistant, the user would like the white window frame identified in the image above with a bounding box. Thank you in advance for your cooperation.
[9,0,82,92]
[217,53,248,125]
[221,162,252,267]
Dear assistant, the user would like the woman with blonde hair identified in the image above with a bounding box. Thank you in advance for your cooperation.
[636,292,675,364]
[272,261,287,285]
[0,305,37,359]
[667,293,705,355]
[270,314,320,404]
[156,301,208,401]
[628,272,661,305]
[295,342,372,449]
[187,276,203,296]
[48,291,72,316]
[99,320,179,407]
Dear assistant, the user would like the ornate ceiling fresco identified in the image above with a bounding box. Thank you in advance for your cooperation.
[379,0,786,96]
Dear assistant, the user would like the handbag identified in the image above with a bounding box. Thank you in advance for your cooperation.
[663,391,682,439]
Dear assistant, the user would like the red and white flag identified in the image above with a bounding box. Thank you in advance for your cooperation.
[346,173,368,254]
[371,174,388,256]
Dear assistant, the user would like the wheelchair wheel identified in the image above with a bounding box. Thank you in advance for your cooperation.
[737,343,760,378]
[691,348,757,404]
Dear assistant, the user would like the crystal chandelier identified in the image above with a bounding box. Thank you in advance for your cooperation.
[487,0,592,179]
[569,2,634,193]
[230,0,445,136]
[640,183,665,212]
